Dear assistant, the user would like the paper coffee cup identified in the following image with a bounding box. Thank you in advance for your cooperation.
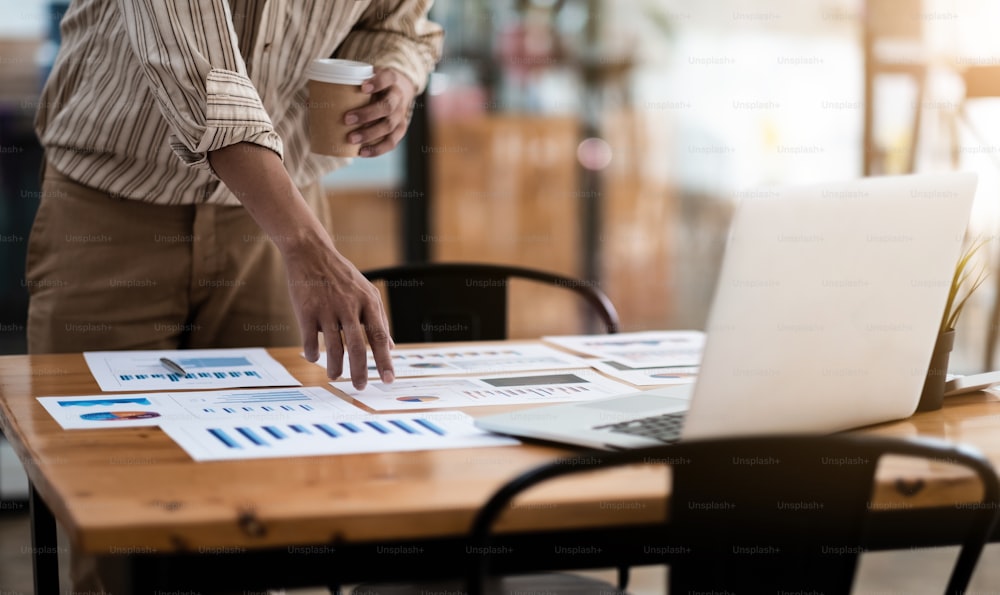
[306,59,374,157]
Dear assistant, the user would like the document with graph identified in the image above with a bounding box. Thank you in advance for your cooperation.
[160,411,519,461]
[314,343,592,379]
[331,369,635,411]
[542,330,705,368]
[590,361,699,387]
[38,387,349,430]
[83,348,301,391]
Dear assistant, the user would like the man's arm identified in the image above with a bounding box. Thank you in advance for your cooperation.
[115,1,394,388]
[208,143,394,389]
[116,0,281,168]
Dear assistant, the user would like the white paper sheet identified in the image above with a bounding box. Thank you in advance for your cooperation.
[331,369,636,411]
[83,348,301,392]
[38,387,355,430]
[160,411,519,461]
[314,343,593,379]
[590,362,700,387]
[542,330,705,368]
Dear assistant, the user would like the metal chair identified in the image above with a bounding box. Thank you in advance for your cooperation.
[457,434,1000,594]
[362,262,620,342]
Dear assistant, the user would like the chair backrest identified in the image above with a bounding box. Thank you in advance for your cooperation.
[465,434,1000,595]
[362,262,620,342]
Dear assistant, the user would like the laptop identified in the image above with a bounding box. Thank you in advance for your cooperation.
[475,172,978,449]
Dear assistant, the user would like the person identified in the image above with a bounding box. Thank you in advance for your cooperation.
[29,0,442,386]
[28,0,442,591]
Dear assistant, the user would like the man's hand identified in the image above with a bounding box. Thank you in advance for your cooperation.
[208,142,394,390]
[283,236,394,389]
[344,68,418,158]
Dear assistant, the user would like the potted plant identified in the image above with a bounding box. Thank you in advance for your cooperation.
[917,238,989,411]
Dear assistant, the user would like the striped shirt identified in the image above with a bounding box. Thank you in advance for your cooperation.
[36,0,443,206]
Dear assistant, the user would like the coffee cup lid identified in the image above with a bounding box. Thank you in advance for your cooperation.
[306,59,374,85]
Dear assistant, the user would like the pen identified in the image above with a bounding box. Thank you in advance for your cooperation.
[159,357,187,377]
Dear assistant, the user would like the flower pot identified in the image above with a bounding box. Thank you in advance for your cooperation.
[917,329,956,412]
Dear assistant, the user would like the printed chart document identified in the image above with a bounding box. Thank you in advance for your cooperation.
[84,348,301,392]
[161,411,518,461]
[331,369,635,411]
[592,362,699,387]
[314,343,593,379]
[38,387,352,430]
[542,330,705,368]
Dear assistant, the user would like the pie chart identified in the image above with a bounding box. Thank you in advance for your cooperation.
[396,396,440,403]
[651,372,696,380]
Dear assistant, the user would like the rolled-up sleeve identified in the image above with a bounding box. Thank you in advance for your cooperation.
[335,0,444,93]
[117,0,283,170]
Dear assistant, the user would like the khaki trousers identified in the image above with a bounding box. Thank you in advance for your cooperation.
[26,164,331,353]
[26,164,333,593]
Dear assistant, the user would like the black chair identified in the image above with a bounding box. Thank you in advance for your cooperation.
[352,434,1000,594]
[362,263,620,342]
[455,434,1000,594]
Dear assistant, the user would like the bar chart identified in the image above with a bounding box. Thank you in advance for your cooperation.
[84,348,302,391]
[161,411,519,461]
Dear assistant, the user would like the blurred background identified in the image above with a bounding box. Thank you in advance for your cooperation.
[3,0,1000,373]
[7,1,1000,591]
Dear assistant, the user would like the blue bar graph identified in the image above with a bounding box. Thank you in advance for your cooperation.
[414,418,445,436]
[365,421,390,434]
[208,429,241,449]
[173,411,494,461]
[315,424,340,438]
[236,427,268,446]
[178,357,254,368]
[262,426,286,440]
[390,420,417,434]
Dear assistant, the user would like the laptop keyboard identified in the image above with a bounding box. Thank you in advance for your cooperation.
[593,412,686,444]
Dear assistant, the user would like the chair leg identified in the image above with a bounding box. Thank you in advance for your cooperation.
[617,565,630,590]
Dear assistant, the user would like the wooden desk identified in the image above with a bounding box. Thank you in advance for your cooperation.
[2,346,1000,592]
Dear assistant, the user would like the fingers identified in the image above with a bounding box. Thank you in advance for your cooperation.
[322,323,345,382]
[341,320,370,390]
[285,247,394,389]
[344,70,412,126]
[345,94,396,127]
[341,68,417,159]
[349,119,393,146]
[364,303,395,384]
[360,127,407,158]
[360,68,397,95]
[300,318,320,362]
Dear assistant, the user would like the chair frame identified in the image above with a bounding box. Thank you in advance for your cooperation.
[363,262,620,342]
[464,434,1000,595]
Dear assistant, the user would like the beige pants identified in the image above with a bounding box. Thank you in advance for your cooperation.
[27,164,333,593]
[26,164,331,353]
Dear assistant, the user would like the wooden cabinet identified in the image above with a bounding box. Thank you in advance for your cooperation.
[329,110,679,338]
[429,115,587,337]
[598,109,677,333]
[430,112,677,337]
